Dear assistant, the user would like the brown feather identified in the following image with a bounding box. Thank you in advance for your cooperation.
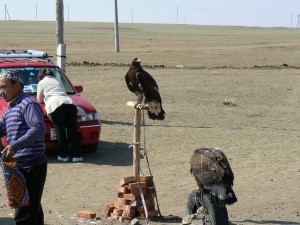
[125,57,165,120]
[190,147,237,205]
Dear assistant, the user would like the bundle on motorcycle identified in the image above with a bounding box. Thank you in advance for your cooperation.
[183,148,237,225]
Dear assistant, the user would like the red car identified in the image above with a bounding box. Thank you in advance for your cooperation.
[0,50,101,153]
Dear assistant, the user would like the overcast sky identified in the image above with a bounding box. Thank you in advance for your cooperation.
[1,0,300,27]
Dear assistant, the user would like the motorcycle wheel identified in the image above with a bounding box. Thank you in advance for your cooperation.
[186,190,229,225]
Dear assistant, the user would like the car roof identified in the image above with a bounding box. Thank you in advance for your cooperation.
[0,58,55,67]
[0,50,55,68]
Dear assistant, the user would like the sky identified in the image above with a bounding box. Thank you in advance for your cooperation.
[1,0,300,28]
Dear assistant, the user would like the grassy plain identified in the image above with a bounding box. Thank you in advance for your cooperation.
[0,21,299,225]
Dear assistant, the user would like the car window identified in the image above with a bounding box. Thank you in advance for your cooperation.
[0,67,75,95]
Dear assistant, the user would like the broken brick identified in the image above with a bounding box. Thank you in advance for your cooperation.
[103,203,115,218]
[77,211,96,219]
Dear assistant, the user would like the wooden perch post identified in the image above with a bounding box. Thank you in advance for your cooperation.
[105,101,159,221]
[127,101,148,182]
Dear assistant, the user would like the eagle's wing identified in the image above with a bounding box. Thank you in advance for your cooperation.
[136,70,162,103]
[212,148,235,185]
[125,72,135,93]
[190,148,226,188]
[190,148,238,205]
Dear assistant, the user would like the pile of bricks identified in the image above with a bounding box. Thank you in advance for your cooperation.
[104,175,159,222]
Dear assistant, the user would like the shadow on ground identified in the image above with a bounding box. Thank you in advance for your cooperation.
[46,140,133,166]
[0,217,14,225]
[232,219,300,225]
[150,215,182,224]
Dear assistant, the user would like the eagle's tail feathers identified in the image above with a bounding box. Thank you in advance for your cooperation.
[210,184,237,205]
[225,186,237,205]
[147,101,165,121]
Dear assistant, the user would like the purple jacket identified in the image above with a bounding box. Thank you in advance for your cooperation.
[0,93,47,168]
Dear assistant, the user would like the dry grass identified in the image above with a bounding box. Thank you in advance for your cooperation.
[0,21,299,225]
[1,21,300,67]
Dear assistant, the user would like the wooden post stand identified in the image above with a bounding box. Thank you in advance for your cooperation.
[104,102,158,222]
[132,102,142,181]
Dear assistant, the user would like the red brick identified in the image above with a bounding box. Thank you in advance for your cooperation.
[77,211,96,219]
[146,186,156,194]
[114,201,136,211]
[137,203,155,212]
[113,208,123,216]
[114,201,125,210]
[144,192,156,200]
[120,176,135,187]
[130,200,143,207]
[124,204,137,211]
[118,186,131,194]
[122,209,136,217]
[144,199,155,205]
[119,216,132,222]
[139,210,159,219]
[117,192,124,198]
[128,182,147,190]
[140,176,153,183]
[118,198,131,205]
[123,193,141,201]
[103,203,115,218]
[131,188,147,195]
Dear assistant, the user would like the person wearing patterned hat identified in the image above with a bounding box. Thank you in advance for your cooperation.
[0,69,23,84]
[0,69,48,225]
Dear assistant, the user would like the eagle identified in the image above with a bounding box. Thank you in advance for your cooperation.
[190,148,237,205]
[125,57,165,120]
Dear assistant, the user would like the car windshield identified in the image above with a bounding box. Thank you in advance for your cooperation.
[0,67,75,95]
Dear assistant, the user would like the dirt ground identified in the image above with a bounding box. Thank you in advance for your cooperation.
[0,21,300,225]
[1,66,299,225]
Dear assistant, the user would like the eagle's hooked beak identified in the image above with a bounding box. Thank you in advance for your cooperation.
[133,57,141,63]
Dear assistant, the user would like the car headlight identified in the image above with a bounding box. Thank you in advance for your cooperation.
[79,112,100,122]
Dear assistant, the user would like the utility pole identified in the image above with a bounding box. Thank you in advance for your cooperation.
[36,3,38,21]
[56,0,64,45]
[177,5,179,24]
[5,5,11,20]
[114,0,120,52]
[68,5,69,22]
[56,0,66,71]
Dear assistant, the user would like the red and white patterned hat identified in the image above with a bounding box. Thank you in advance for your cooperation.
[0,69,23,84]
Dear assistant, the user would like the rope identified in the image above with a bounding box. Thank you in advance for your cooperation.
[138,178,149,225]
[141,110,163,217]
